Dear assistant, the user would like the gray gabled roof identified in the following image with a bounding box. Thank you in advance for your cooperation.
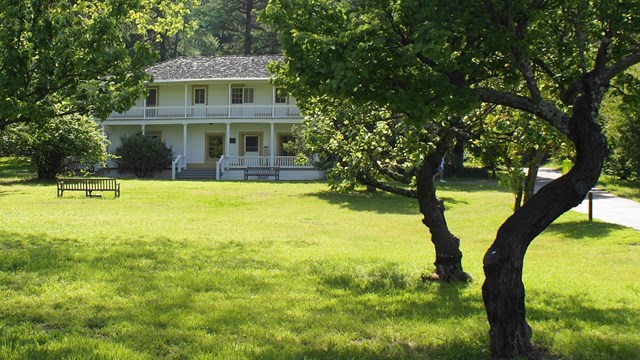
[146,55,283,82]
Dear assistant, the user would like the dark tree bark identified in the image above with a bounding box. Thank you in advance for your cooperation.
[360,132,471,283]
[482,89,607,358]
[416,149,471,282]
[242,0,255,55]
[449,132,466,174]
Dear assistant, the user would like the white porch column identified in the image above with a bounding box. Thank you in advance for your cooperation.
[184,84,188,118]
[228,83,232,117]
[225,122,231,157]
[141,124,146,136]
[183,124,188,170]
[272,86,276,117]
[270,122,275,166]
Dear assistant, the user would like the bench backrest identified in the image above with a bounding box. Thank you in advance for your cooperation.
[59,178,118,190]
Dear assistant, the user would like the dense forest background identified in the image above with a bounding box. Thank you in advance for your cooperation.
[152,0,278,60]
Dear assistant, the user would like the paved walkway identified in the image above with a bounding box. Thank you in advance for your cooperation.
[536,169,640,231]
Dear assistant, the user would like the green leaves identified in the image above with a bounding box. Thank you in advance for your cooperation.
[292,95,436,194]
[0,0,192,130]
[114,132,173,178]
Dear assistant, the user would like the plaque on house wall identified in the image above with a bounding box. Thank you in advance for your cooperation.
[230,138,236,144]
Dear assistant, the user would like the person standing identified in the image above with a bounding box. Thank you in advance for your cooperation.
[434,158,445,182]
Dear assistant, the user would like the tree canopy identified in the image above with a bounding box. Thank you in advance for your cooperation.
[263,0,640,357]
[293,95,470,281]
[0,0,192,131]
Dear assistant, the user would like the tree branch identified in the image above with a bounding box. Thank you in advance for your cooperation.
[601,50,640,84]
[472,87,571,137]
[593,30,613,76]
[513,48,542,103]
[379,166,412,184]
[358,175,417,199]
[532,57,556,79]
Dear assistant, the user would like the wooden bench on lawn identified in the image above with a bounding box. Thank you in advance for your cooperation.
[57,178,121,198]
[243,167,280,180]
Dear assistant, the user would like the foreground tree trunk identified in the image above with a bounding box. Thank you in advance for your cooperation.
[417,152,471,282]
[482,92,607,358]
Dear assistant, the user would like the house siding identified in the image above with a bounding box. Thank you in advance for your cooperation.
[101,56,319,180]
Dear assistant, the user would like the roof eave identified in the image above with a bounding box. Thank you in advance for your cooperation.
[149,77,272,84]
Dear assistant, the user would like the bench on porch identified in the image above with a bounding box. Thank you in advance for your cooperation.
[243,167,280,180]
[57,178,121,198]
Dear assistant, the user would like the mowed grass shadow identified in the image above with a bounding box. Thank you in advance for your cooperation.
[544,220,625,239]
[0,229,493,359]
[309,190,419,215]
[309,260,483,322]
[0,231,287,358]
[308,179,506,215]
[527,289,640,359]
[254,336,491,360]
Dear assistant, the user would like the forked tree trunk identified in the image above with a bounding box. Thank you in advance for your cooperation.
[417,152,471,282]
[482,93,607,358]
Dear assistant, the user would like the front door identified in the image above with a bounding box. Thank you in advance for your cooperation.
[205,134,224,168]
[243,134,262,166]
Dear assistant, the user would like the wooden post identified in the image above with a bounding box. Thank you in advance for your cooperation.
[588,192,593,222]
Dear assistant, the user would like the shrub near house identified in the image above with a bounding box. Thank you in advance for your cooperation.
[115,132,173,178]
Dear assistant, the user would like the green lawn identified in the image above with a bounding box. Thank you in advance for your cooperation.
[0,160,638,359]
[597,174,640,202]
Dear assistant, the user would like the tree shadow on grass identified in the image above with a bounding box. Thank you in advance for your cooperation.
[310,260,483,322]
[254,336,492,360]
[0,178,54,187]
[306,179,505,215]
[308,190,419,215]
[527,289,640,359]
[0,230,287,358]
[307,190,470,215]
[434,179,506,194]
[543,220,625,239]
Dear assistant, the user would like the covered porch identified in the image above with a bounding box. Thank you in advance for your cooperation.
[103,119,321,181]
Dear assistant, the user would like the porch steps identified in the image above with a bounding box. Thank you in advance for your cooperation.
[175,169,217,180]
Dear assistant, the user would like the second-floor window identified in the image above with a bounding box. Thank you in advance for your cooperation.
[194,87,206,105]
[275,88,288,104]
[146,88,158,107]
[231,87,254,104]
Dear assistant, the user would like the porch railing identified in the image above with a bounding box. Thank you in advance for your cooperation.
[224,156,312,168]
[216,155,225,180]
[108,105,301,120]
[171,154,186,180]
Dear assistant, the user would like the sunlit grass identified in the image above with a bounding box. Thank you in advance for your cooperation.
[0,160,638,359]
[597,174,640,202]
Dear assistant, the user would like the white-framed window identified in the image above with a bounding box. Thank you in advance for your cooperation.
[231,87,255,104]
[146,131,162,141]
[275,88,288,104]
[146,88,158,107]
[245,135,259,153]
[194,87,207,105]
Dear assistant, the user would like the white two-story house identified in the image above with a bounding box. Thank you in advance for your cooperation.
[101,55,324,180]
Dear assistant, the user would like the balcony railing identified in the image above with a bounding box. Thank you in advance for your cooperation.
[107,105,301,120]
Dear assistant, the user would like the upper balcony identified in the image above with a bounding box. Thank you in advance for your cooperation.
[107,104,301,121]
